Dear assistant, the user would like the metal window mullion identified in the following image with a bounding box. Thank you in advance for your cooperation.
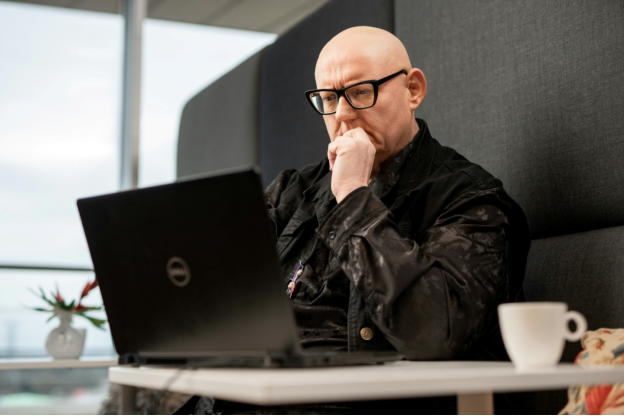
[0,264,94,272]
[120,0,147,190]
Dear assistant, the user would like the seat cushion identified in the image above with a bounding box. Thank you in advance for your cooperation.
[559,328,624,415]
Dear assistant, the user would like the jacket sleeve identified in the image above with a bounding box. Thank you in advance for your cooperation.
[316,186,512,360]
[264,169,297,240]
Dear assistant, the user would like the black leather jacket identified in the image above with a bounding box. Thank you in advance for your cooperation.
[175,119,532,415]
[265,119,531,361]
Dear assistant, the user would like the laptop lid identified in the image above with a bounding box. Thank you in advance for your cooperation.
[77,167,301,359]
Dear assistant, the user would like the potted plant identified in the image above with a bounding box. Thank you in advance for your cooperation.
[28,278,106,359]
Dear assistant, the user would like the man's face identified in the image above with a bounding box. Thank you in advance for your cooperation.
[314,50,416,168]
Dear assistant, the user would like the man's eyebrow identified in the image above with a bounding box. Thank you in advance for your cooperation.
[322,76,366,90]
[342,78,361,88]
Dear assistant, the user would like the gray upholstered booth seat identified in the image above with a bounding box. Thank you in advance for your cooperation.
[396,0,624,413]
[525,225,624,364]
[177,0,624,413]
[176,49,266,178]
[176,0,394,186]
[396,0,624,240]
[503,225,624,413]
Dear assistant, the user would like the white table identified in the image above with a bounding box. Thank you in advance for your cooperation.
[109,360,624,414]
[0,356,118,370]
[0,356,118,414]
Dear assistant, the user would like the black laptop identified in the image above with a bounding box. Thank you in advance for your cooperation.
[77,167,402,367]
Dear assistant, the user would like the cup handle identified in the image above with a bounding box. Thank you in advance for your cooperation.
[563,310,587,342]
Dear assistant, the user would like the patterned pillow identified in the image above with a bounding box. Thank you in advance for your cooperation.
[560,328,624,415]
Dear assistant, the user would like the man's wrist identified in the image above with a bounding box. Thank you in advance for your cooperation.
[335,182,368,203]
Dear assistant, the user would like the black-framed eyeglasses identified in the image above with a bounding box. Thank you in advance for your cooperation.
[305,69,407,115]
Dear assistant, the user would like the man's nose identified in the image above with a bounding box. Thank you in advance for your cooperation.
[334,95,357,122]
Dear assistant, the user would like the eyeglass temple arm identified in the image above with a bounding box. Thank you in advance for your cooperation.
[375,69,408,86]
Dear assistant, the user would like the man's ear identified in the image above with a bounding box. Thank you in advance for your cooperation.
[406,68,427,111]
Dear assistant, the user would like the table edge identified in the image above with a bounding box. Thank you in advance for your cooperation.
[107,363,624,406]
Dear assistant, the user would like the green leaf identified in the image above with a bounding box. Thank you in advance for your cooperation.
[37,286,47,299]
[48,287,69,309]
[33,307,53,312]
[46,314,58,323]
[77,314,107,330]
[34,287,57,308]
[75,305,102,312]
[67,300,75,310]
[55,294,68,309]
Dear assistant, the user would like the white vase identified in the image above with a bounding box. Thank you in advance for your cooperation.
[45,309,86,360]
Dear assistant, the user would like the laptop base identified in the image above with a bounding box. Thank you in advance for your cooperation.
[120,351,404,368]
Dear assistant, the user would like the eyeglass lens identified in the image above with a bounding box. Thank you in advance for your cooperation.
[308,83,375,114]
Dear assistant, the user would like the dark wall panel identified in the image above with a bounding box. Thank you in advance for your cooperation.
[396,2,624,413]
[259,0,394,187]
[396,0,624,239]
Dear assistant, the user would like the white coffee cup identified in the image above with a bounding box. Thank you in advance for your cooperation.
[498,302,587,371]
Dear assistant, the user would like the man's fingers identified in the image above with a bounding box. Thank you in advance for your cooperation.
[343,127,366,141]
[342,128,376,161]
[328,135,363,171]
[327,141,338,171]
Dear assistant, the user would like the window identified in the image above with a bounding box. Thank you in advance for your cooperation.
[0,2,275,413]
[0,3,121,268]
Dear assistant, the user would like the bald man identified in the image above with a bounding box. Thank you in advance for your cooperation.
[265,26,529,357]
[178,27,530,415]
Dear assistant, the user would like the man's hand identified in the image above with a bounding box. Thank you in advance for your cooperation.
[327,127,376,203]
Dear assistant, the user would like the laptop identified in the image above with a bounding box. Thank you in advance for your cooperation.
[77,166,402,367]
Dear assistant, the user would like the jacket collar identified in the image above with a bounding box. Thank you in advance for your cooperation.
[388,118,436,210]
[368,122,422,201]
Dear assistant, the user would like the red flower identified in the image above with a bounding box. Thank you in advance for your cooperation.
[73,304,88,312]
[79,277,99,300]
[55,283,63,303]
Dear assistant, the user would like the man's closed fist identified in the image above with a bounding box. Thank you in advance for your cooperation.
[327,127,376,203]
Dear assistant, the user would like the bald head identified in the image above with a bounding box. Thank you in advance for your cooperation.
[315,27,412,88]
[312,26,427,176]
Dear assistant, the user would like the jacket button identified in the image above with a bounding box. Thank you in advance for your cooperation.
[360,327,374,341]
[329,231,336,240]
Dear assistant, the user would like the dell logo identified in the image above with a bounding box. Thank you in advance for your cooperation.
[167,257,191,287]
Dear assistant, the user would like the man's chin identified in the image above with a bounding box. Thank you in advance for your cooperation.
[368,135,385,150]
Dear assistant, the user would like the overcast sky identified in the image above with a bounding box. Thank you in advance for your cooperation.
[0,1,276,355]
[0,1,276,267]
